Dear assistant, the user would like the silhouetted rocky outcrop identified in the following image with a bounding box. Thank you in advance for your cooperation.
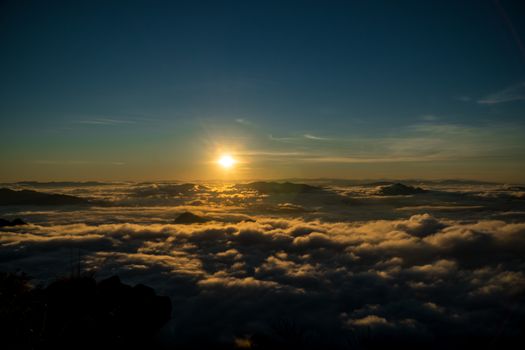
[237,181,322,194]
[174,211,208,224]
[0,272,171,349]
[0,188,88,206]
[0,218,27,227]
[375,183,427,196]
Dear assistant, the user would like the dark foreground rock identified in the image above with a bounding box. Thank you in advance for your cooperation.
[0,272,171,349]
[0,218,27,227]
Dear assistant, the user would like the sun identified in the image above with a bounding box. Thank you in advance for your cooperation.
[217,154,236,169]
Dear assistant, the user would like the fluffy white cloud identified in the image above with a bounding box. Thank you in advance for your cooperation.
[1,181,525,347]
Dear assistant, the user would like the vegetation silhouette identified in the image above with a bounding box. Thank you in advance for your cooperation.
[0,271,171,349]
[0,218,27,227]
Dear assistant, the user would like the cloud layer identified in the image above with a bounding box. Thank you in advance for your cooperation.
[1,181,525,348]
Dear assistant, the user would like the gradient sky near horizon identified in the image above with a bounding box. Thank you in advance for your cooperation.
[1,0,525,182]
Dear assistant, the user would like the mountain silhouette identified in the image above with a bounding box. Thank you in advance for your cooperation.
[0,188,88,206]
[375,183,427,196]
[174,211,208,224]
[237,181,322,194]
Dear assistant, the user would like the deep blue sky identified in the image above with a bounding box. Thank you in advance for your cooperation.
[1,0,525,181]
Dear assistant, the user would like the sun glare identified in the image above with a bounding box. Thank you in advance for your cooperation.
[218,154,236,169]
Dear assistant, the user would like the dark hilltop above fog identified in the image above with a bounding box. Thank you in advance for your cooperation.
[0,188,89,206]
[364,181,398,187]
[174,211,209,224]
[374,183,428,196]
[235,181,323,194]
[505,185,525,191]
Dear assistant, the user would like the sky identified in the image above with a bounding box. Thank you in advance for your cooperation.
[1,0,525,182]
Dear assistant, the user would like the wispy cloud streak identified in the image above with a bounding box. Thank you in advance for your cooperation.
[478,82,525,104]
[73,118,138,125]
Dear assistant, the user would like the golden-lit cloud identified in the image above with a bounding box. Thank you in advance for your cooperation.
[2,181,525,346]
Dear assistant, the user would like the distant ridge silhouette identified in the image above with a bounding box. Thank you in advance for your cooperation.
[375,183,427,196]
[0,188,88,206]
[236,181,322,194]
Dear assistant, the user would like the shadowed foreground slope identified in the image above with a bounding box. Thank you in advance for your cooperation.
[0,272,171,349]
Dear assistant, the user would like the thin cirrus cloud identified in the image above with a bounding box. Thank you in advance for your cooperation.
[33,160,125,166]
[269,133,332,143]
[235,118,255,126]
[256,123,525,164]
[477,81,525,104]
[73,118,138,125]
[303,133,332,141]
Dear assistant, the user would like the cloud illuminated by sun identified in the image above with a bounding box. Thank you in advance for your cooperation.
[217,154,236,169]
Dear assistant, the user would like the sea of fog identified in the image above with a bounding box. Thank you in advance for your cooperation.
[1,180,525,348]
